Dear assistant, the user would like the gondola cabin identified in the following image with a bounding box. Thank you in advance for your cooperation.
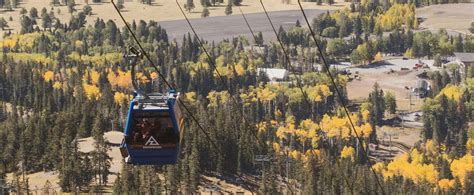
[120,91,184,165]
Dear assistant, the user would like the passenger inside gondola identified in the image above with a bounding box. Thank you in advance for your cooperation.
[128,113,178,149]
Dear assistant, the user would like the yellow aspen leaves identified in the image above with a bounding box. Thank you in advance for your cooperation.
[75,40,83,49]
[374,52,383,62]
[82,83,101,100]
[450,154,473,188]
[404,48,413,58]
[207,91,230,107]
[340,146,355,161]
[256,121,268,134]
[114,92,130,104]
[273,142,281,153]
[437,84,461,101]
[235,64,245,76]
[438,179,455,191]
[82,70,100,85]
[378,151,439,185]
[43,71,54,82]
[108,70,132,89]
[256,85,277,102]
[185,91,197,104]
[290,150,302,160]
[466,139,474,152]
[239,87,257,106]
[136,72,150,84]
[150,72,159,80]
[372,162,385,172]
[53,82,62,90]
[376,3,416,31]
[320,114,353,139]
[276,126,288,139]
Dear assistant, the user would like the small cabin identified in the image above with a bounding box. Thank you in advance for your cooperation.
[257,68,289,82]
[454,52,474,78]
[412,79,429,98]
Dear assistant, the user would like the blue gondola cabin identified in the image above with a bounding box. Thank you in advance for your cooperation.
[120,91,184,165]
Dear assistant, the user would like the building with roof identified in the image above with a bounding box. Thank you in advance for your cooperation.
[257,68,289,82]
[454,52,474,77]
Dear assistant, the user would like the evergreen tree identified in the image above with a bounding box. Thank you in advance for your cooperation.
[384,92,397,114]
[29,7,38,19]
[225,3,232,15]
[184,0,195,12]
[0,17,8,30]
[368,83,385,126]
[201,6,210,18]
[117,0,124,10]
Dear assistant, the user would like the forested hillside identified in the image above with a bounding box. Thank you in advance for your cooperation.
[0,0,473,194]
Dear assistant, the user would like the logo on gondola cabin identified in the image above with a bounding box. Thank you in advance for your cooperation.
[144,136,162,148]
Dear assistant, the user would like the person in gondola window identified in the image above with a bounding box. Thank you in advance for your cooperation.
[140,118,153,143]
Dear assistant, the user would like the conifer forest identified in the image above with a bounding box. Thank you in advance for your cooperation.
[0,0,473,194]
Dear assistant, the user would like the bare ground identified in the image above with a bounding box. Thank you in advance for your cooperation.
[416,3,474,35]
[0,0,349,37]
[347,58,435,111]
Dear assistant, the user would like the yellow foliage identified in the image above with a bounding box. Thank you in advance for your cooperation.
[380,151,439,185]
[276,126,288,139]
[68,52,123,67]
[108,70,132,89]
[411,149,423,164]
[306,84,333,102]
[437,84,461,101]
[290,150,302,160]
[273,142,281,153]
[438,179,455,191]
[136,72,150,84]
[83,70,101,85]
[425,139,437,155]
[466,139,474,152]
[275,109,282,118]
[450,154,473,188]
[235,64,245,76]
[320,114,352,139]
[6,53,54,65]
[239,87,257,106]
[75,40,83,49]
[150,72,159,80]
[374,52,383,62]
[43,71,54,82]
[376,3,416,31]
[257,85,277,102]
[372,162,386,172]
[53,82,62,90]
[1,32,53,49]
[340,146,355,161]
[114,92,131,104]
[257,122,267,134]
[83,83,101,100]
[207,91,230,107]
[404,48,413,58]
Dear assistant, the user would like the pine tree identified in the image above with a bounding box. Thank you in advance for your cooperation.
[91,114,111,188]
[0,17,8,30]
[29,7,38,19]
[384,92,397,115]
[184,0,195,12]
[201,7,210,18]
[117,0,124,10]
[225,4,232,15]
[368,83,385,126]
